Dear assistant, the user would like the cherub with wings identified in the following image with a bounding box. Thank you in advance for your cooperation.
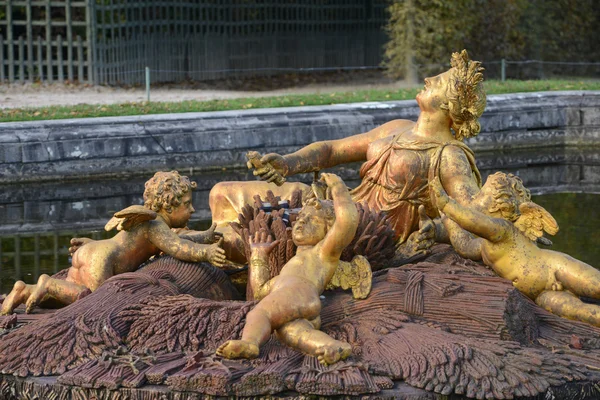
[430,172,600,327]
[430,172,600,326]
[1,171,226,315]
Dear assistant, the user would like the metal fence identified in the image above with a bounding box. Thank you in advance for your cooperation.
[0,0,389,85]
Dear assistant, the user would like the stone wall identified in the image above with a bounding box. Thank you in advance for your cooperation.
[0,91,599,184]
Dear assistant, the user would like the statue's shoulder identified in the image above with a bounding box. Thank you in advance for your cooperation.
[105,205,157,232]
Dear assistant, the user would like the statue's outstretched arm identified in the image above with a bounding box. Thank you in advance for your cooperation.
[254,120,415,182]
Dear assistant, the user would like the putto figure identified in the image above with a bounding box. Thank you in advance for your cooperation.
[210,50,486,258]
[1,171,226,315]
[431,172,600,327]
[217,173,357,365]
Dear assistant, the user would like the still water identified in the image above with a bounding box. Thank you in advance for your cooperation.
[1,174,598,296]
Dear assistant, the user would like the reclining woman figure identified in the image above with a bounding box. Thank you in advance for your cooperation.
[210,50,487,259]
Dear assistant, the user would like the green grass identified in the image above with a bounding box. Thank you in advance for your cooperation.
[1,79,599,123]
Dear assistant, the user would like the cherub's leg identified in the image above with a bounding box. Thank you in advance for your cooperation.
[25,274,90,314]
[536,290,600,327]
[555,259,600,299]
[276,319,352,365]
[1,281,35,315]
[218,284,320,359]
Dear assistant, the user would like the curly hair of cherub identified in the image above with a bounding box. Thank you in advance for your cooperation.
[143,171,197,213]
[486,172,531,221]
[303,197,336,225]
[441,49,487,141]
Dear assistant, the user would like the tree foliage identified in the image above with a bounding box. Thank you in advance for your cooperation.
[383,0,599,79]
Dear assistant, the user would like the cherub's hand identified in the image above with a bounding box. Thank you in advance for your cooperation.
[69,237,94,255]
[206,237,227,267]
[430,177,450,211]
[247,152,288,185]
[200,223,223,243]
[249,230,280,258]
[319,172,343,187]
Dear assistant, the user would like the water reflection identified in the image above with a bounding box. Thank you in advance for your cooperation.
[1,148,600,295]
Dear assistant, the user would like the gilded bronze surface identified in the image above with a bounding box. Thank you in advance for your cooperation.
[431,173,600,327]
[211,50,486,262]
[0,171,226,315]
[217,173,358,365]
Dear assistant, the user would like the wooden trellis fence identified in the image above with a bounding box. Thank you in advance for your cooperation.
[0,0,389,85]
[0,0,94,83]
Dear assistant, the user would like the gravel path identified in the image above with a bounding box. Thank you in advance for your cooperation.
[0,72,413,109]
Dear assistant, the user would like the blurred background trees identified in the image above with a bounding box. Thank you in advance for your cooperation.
[383,0,600,80]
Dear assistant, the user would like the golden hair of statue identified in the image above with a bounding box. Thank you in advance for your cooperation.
[217,173,358,365]
[1,171,226,316]
[209,50,487,262]
[431,173,600,327]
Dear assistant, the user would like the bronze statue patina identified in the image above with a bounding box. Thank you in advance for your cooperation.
[217,173,357,365]
[431,173,600,327]
[1,171,226,315]
[209,50,486,259]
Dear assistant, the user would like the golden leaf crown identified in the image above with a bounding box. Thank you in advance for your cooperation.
[445,50,486,140]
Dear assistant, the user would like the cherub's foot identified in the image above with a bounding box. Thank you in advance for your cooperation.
[1,281,28,315]
[315,341,352,365]
[25,274,50,314]
[216,340,260,359]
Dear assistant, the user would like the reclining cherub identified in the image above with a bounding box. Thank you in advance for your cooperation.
[217,173,357,365]
[431,172,600,327]
[1,171,226,315]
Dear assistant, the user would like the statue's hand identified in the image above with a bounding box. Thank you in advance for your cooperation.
[206,237,227,267]
[430,177,450,211]
[416,205,436,249]
[249,230,280,258]
[247,152,288,186]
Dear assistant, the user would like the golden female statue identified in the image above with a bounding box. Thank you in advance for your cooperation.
[210,50,486,255]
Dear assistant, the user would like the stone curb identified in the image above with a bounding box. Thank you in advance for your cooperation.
[0,91,599,184]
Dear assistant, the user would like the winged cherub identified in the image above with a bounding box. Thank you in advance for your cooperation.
[431,172,600,327]
[1,171,226,315]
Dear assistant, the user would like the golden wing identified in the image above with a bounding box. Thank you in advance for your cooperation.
[514,202,559,241]
[105,205,157,232]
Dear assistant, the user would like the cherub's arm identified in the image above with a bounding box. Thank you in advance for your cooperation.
[247,232,280,301]
[147,221,227,266]
[177,223,223,244]
[252,120,414,183]
[319,173,359,261]
[442,215,484,260]
[431,177,509,243]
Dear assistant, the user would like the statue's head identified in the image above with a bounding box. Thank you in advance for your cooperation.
[143,170,198,214]
[292,198,335,246]
[477,172,531,221]
[417,50,486,141]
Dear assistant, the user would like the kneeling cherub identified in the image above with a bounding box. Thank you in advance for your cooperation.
[217,173,358,365]
[1,170,226,315]
[431,172,600,327]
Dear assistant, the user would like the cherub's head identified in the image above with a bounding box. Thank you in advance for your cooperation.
[292,198,335,246]
[475,172,558,240]
[143,171,197,227]
[475,172,531,221]
[416,50,486,141]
